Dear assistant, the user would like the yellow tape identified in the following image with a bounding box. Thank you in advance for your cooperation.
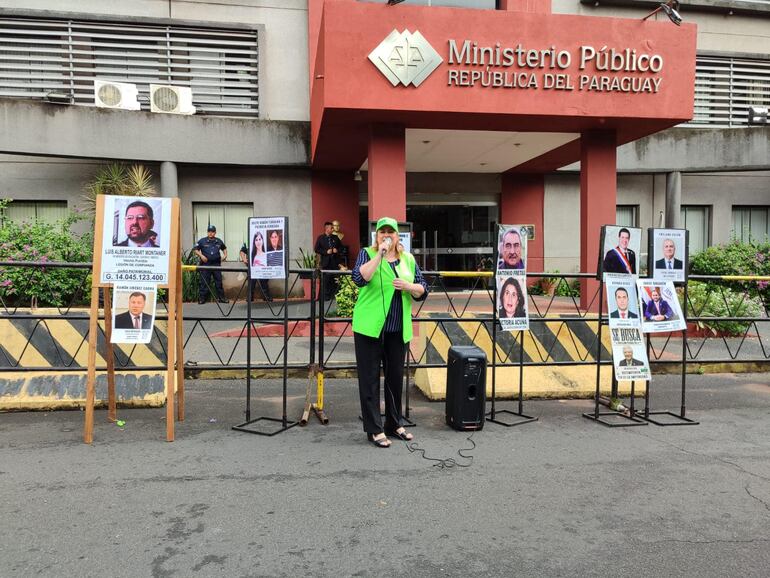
[181,265,197,272]
[720,275,770,281]
[317,371,324,410]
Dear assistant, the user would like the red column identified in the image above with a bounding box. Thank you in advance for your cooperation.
[311,170,360,260]
[367,124,406,222]
[500,173,544,273]
[580,130,617,311]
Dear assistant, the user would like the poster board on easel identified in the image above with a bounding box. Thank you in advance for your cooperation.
[84,194,184,444]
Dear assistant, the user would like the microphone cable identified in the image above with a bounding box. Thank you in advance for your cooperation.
[399,429,476,470]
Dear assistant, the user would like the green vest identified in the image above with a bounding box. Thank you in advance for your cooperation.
[352,248,417,343]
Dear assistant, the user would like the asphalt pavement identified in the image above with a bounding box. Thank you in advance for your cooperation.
[1,373,768,577]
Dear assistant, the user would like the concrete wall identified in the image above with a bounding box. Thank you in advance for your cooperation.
[0,100,310,166]
[178,166,312,253]
[543,170,770,272]
[0,0,309,121]
[0,153,312,263]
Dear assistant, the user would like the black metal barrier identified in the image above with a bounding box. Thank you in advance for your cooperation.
[2,260,769,433]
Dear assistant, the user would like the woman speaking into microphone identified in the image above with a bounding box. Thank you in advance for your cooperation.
[351,217,429,448]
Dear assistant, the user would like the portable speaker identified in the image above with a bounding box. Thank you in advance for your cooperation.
[445,345,487,431]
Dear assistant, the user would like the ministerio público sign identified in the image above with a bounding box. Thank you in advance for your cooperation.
[369,30,664,94]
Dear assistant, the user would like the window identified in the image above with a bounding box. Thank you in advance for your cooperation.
[732,206,770,243]
[688,55,770,127]
[3,200,67,224]
[616,205,638,228]
[681,205,711,255]
[0,17,260,117]
[192,203,253,259]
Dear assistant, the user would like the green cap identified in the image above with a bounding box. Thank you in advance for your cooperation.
[375,217,399,232]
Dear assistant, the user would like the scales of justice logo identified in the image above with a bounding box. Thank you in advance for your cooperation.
[368,29,443,87]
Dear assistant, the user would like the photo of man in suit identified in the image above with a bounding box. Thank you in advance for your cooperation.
[603,227,636,275]
[114,291,153,329]
[655,238,683,271]
[618,345,644,367]
[115,201,159,248]
[610,287,638,319]
[643,287,674,322]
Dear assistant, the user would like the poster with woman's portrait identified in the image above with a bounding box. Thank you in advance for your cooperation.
[649,228,688,284]
[637,279,686,333]
[249,216,286,279]
[496,271,529,331]
[496,224,528,274]
[598,224,642,280]
[110,283,157,344]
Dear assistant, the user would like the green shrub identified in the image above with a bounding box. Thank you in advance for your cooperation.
[690,240,770,308]
[181,248,201,303]
[0,200,92,306]
[685,281,764,336]
[535,270,580,297]
[333,274,358,318]
[554,276,580,298]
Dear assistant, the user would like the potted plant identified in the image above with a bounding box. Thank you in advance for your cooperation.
[294,248,319,299]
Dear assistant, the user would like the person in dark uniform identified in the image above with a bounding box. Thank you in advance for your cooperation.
[314,221,343,300]
[194,225,228,304]
[239,242,272,302]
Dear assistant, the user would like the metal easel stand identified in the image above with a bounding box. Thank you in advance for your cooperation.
[486,275,536,428]
[300,273,329,426]
[582,276,647,427]
[233,220,298,436]
[636,289,698,426]
[486,329,537,427]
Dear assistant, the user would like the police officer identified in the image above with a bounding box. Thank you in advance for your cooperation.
[195,225,228,304]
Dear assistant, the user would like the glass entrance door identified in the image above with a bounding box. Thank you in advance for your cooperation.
[407,204,497,286]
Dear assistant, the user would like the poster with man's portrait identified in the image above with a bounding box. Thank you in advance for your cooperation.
[100,195,172,284]
[249,216,286,279]
[605,274,641,329]
[649,228,688,284]
[496,225,528,275]
[496,271,529,331]
[637,279,687,333]
[110,283,157,344]
[598,225,642,280]
[609,325,651,382]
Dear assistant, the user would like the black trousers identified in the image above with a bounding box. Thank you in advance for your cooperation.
[354,331,407,434]
[199,268,224,300]
[249,278,271,300]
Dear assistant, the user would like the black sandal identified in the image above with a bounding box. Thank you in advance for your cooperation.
[386,427,414,441]
[367,433,391,448]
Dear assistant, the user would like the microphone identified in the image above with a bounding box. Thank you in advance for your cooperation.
[381,237,392,255]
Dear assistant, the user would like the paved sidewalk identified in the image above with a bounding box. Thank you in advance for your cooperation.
[1,373,768,577]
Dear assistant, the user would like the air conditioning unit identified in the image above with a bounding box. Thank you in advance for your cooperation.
[93,80,140,110]
[149,84,196,115]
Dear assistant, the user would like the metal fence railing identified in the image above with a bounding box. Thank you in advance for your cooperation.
[1,262,769,375]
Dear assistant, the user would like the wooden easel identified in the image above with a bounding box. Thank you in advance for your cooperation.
[84,195,185,443]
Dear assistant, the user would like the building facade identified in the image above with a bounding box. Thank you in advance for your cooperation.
[0,0,768,287]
